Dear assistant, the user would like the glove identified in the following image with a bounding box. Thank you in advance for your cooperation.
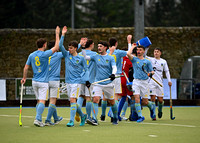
[147,73,153,78]
[126,82,133,92]
[85,81,91,88]
[109,74,115,81]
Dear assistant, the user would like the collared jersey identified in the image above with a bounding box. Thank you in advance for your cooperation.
[26,50,53,83]
[90,54,116,85]
[131,56,153,80]
[59,36,89,84]
[146,56,170,83]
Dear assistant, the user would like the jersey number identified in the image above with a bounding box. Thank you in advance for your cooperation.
[35,56,40,66]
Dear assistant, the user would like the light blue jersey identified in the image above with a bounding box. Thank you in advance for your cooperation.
[26,50,53,83]
[107,49,127,74]
[49,52,64,81]
[59,36,89,84]
[90,54,116,85]
[131,57,153,80]
[79,50,97,83]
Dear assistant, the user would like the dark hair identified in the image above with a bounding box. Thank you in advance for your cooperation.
[48,40,55,49]
[109,37,117,47]
[36,38,47,48]
[68,40,78,48]
[98,41,109,49]
[85,39,93,48]
[137,45,145,50]
[132,47,137,56]
[154,47,162,53]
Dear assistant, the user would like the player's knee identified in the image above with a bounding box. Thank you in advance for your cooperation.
[93,97,100,103]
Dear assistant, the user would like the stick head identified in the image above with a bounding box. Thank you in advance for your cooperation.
[171,117,175,120]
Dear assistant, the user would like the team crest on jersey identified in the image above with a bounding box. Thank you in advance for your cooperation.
[76,60,79,63]
[106,59,109,63]
[161,63,163,66]
[70,57,72,60]
[92,91,95,95]
[150,90,152,93]
[98,59,100,61]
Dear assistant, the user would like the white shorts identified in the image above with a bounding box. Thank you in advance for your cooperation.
[66,83,82,99]
[32,81,49,100]
[92,83,115,100]
[80,84,93,97]
[49,81,60,98]
[132,79,150,99]
[149,81,164,97]
[114,74,122,94]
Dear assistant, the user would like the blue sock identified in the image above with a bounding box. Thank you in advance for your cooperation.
[46,104,56,122]
[86,101,92,119]
[111,103,118,119]
[121,100,128,116]
[147,101,153,110]
[53,106,58,120]
[76,104,84,118]
[101,100,107,116]
[130,99,135,115]
[70,103,77,122]
[135,103,142,117]
[77,96,84,107]
[118,96,126,117]
[36,103,39,112]
[36,103,45,121]
[158,101,164,112]
[152,101,156,116]
[109,100,118,118]
[92,103,98,120]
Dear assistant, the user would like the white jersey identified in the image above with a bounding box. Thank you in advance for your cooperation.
[146,56,171,85]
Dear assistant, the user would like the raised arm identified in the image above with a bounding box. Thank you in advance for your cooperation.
[51,26,60,53]
[127,35,132,51]
[127,43,136,60]
[59,26,68,56]
[82,49,91,60]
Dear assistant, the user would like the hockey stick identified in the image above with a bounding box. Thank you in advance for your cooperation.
[122,71,132,92]
[91,75,124,85]
[142,65,162,87]
[170,86,175,120]
[19,83,24,126]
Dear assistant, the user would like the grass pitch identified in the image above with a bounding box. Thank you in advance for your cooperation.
[0,106,200,143]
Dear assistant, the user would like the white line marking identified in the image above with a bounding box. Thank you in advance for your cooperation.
[83,130,90,132]
[149,135,157,137]
[0,114,70,120]
[124,121,196,128]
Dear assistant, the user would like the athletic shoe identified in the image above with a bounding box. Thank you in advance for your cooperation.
[34,119,45,127]
[158,111,163,119]
[129,111,138,121]
[80,114,87,126]
[45,121,55,126]
[118,115,122,121]
[136,116,145,123]
[86,117,98,126]
[121,115,128,121]
[75,112,80,122]
[100,115,105,121]
[112,118,118,125]
[111,117,113,122]
[66,120,74,127]
[54,116,63,124]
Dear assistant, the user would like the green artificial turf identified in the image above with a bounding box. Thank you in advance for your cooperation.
[0,107,200,143]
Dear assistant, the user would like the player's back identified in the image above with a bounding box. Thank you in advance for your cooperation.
[107,49,127,74]
[79,50,97,83]
[49,52,64,81]
[27,50,52,82]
